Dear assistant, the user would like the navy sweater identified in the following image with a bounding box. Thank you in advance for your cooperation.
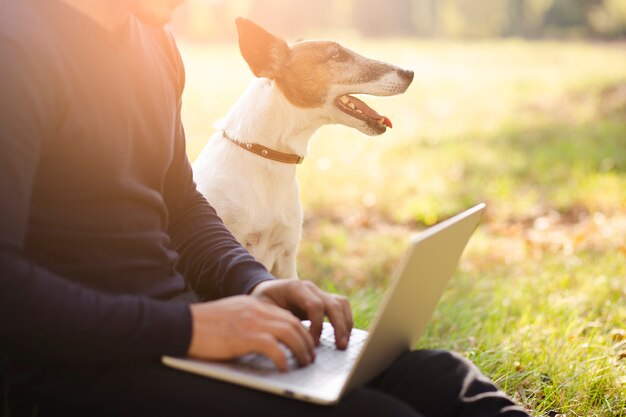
[0,0,273,366]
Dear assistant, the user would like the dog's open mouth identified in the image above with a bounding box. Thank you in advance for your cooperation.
[335,95,392,132]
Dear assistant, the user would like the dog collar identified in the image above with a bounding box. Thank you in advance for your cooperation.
[222,130,304,164]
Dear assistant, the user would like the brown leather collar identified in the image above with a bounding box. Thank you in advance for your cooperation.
[222,130,304,165]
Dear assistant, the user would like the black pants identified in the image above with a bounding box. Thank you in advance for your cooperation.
[8,349,530,417]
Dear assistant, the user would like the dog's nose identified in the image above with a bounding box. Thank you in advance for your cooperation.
[399,69,414,82]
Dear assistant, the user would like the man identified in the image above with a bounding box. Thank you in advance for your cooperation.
[0,0,531,416]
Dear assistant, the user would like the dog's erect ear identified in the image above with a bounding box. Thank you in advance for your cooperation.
[235,17,289,79]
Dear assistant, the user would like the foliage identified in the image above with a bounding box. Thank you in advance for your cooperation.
[172,0,626,39]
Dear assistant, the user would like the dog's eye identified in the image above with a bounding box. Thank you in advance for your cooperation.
[330,50,348,62]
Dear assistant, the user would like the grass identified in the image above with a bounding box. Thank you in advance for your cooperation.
[179,38,626,416]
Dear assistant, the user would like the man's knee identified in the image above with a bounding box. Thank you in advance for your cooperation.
[395,349,476,379]
[338,387,423,417]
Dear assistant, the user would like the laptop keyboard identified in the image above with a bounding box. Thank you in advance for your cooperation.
[235,322,368,385]
[315,327,365,371]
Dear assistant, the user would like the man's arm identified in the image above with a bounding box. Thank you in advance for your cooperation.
[159,30,274,300]
[0,249,191,364]
[162,123,275,299]
[0,34,191,365]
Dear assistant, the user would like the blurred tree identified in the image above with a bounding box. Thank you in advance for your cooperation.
[544,0,601,29]
[249,0,333,38]
[170,0,254,40]
[506,0,533,37]
[539,0,626,37]
[413,0,439,37]
[353,0,415,36]
[588,0,626,37]
[170,0,626,41]
[438,0,508,38]
[522,0,555,37]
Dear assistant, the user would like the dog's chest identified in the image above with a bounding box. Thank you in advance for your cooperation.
[241,203,301,275]
[193,132,304,276]
[243,193,301,245]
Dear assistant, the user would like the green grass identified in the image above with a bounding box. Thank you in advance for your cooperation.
[179,39,626,416]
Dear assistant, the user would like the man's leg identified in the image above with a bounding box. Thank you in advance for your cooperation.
[9,350,531,417]
[368,350,531,417]
[11,360,423,417]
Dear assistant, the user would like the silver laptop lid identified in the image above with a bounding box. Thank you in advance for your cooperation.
[343,203,485,393]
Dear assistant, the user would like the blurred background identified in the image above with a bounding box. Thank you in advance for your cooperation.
[170,1,625,415]
[170,0,626,40]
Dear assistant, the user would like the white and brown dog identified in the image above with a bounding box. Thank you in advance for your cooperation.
[193,18,413,278]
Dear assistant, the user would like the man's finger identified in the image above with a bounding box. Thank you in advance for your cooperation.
[247,333,288,372]
[344,296,353,330]
[262,320,314,367]
[341,296,353,345]
[298,282,326,344]
[252,299,316,364]
[323,295,351,349]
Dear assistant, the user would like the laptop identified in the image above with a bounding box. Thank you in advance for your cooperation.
[162,203,486,405]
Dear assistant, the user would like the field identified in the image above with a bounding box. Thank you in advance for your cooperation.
[178,38,626,416]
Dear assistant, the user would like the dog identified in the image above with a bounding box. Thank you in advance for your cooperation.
[193,18,413,278]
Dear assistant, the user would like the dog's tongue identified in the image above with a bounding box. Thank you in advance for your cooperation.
[349,95,392,128]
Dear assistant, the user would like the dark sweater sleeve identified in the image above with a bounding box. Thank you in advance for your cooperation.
[164,123,274,300]
[161,31,274,300]
[0,250,191,365]
[0,33,191,365]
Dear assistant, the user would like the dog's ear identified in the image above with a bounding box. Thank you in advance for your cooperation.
[235,17,289,80]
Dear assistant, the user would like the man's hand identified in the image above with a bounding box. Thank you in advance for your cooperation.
[187,296,315,371]
[250,279,353,350]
